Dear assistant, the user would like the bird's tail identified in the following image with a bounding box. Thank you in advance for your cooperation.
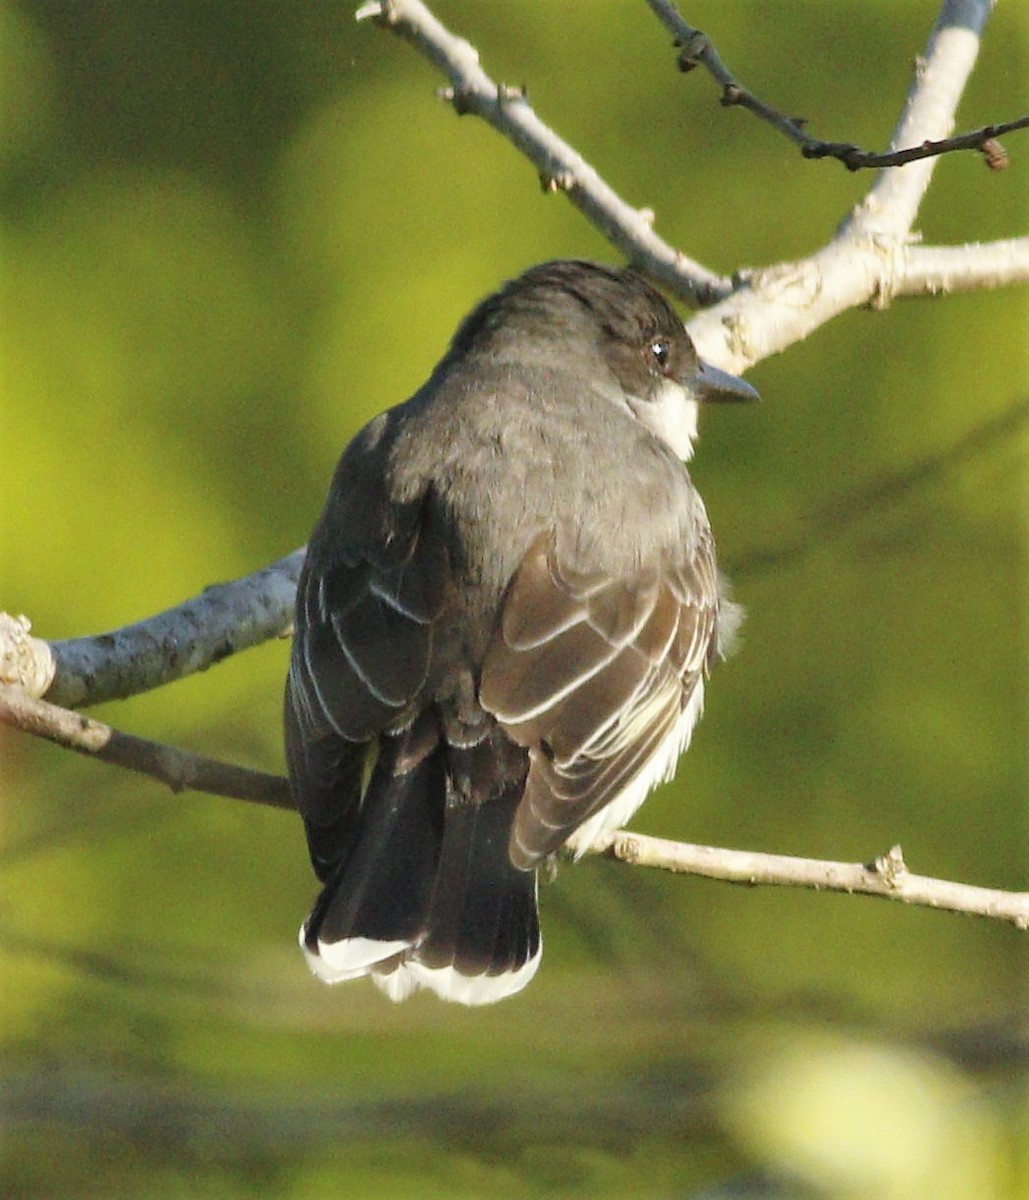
[300,730,541,1006]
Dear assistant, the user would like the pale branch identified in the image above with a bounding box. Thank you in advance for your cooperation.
[590,832,1029,929]
[686,230,1029,373]
[646,0,1024,172]
[31,549,303,709]
[895,237,1029,297]
[0,614,55,699]
[3,681,1024,927]
[685,225,1029,373]
[0,683,293,810]
[352,0,1025,379]
[0,554,302,706]
[687,0,1012,370]
[844,0,994,243]
[354,0,732,307]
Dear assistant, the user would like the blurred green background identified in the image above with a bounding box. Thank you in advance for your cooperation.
[1,2,1026,1197]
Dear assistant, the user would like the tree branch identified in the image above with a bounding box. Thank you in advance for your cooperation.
[685,230,1029,374]
[354,0,732,306]
[844,0,995,242]
[3,549,305,708]
[895,237,1029,297]
[0,683,293,810]
[3,681,1024,927]
[802,120,1026,172]
[684,0,1019,369]
[350,0,1025,378]
[646,0,1024,172]
[591,832,1029,929]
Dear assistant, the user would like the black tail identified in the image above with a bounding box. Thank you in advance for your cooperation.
[301,734,541,1005]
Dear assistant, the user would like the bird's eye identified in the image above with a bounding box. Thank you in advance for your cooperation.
[649,338,671,371]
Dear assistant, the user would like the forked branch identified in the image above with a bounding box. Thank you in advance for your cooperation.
[355,0,1029,378]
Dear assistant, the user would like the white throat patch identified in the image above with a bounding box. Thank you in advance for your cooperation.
[628,379,699,461]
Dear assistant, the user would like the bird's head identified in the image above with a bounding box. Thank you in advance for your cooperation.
[449,260,759,461]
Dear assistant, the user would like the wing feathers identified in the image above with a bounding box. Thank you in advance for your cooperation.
[289,496,450,746]
[511,687,683,867]
[500,540,586,649]
[330,590,431,707]
[482,530,720,868]
[482,620,621,725]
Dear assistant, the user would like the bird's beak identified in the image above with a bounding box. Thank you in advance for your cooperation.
[693,362,760,404]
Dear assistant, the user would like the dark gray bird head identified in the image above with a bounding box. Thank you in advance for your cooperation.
[440,259,758,461]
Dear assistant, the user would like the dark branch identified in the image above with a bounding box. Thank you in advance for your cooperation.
[0,683,294,811]
[645,0,1025,171]
[799,119,1027,172]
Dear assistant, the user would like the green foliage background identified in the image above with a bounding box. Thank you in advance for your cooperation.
[1,2,1025,1197]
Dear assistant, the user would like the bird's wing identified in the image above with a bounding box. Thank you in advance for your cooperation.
[286,469,450,879]
[480,529,719,868]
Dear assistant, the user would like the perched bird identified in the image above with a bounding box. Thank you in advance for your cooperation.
[285,260,757,1005]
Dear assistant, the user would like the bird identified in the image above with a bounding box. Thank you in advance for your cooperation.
[285,259,757,1006]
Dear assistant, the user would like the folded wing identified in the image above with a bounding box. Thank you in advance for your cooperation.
[480,530,720,869]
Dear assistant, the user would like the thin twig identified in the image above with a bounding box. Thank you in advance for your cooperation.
[0,683,294,810]
[645,0,1024,171]
[351,0,1026,376]
[685,0,1013,369]
[355,0,731,306]
[844,0,995,242]
[589,832,1029,929]
[3,681,1024,926]
[802,120,1026,171]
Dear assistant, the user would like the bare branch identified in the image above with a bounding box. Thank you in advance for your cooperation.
[589,832,1029,929]
[0,683,293,811]
[644,0,818,150]
[803,120,1026,172]
[0,613,55,698]
[896,237,1029,297]
[684,0,1012,369]
[685,229,1029,373]
[845,0,995,242]
[646,0,1022,172]
[349,0,1024,378]
[4,682,1023,926]
[354,0,732,306]
[40,550,303,709]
